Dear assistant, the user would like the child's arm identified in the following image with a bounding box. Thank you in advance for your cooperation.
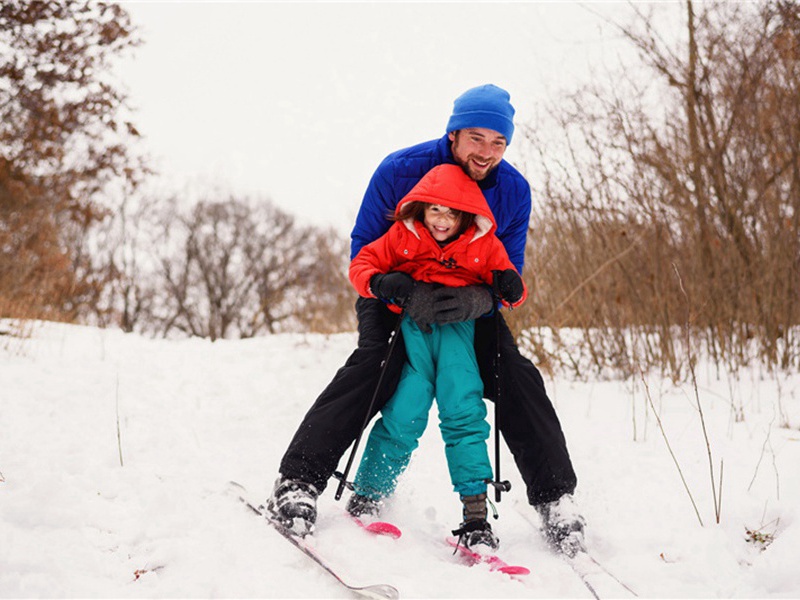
[349,225,406,299]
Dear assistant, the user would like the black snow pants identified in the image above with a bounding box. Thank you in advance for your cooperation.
[278,297,577,506]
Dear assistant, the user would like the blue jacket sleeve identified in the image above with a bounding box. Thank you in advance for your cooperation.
[496,181,531,274]
[350,159,398,261]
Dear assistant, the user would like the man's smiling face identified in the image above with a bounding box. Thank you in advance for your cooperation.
[449,127,507,181]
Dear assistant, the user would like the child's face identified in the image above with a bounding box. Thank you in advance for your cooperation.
[424,204,463,242]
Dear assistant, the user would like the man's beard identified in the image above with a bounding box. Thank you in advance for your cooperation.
[458,156,494,181]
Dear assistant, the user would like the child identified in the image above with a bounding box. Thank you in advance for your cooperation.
[347,163,526,550]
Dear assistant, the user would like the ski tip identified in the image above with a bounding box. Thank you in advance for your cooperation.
[349,514,402,539]
[446,536,530,577]
[356,583,400,600]
[498,565,530,576]
[363,521,402,539]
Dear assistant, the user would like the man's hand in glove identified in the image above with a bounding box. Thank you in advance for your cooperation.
[430,285,494,324]
[403,282,440,333]
[493,269,524,304]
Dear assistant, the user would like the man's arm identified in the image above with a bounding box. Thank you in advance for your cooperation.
[350,160,398,261]
[495,180,532,274]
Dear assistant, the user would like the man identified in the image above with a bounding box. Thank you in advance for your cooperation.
[267,84,585,556]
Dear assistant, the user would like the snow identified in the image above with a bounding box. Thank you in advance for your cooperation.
[1,320,799,598]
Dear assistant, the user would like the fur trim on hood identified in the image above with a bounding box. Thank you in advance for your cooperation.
[395,164,495,241]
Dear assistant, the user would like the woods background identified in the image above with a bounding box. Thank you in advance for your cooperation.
[2,1,798,383]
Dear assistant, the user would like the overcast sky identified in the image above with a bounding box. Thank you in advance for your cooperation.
[116,2,657,236]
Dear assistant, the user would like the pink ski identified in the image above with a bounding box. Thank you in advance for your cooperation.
[446,537,530,576]
[350,515,402,539]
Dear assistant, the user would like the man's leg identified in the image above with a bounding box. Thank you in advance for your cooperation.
[278,298,406,492]
[473,314,585,555]
[473,314,577,505]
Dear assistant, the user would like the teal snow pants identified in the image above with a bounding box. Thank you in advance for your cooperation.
[353,317,492,500]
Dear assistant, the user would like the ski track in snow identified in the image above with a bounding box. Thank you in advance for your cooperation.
[1,321,799,598]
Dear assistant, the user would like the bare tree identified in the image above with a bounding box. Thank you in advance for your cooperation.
[149,194,353,340]
[518,0,800,377]
[294,227,357,334]
[0,2,147,321]
[77,184,165,332]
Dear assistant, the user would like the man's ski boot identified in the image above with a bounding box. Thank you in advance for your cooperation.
[346,493,383,521]
[265,476,319,537]
[535,493,586,557]
[452,492,499,551]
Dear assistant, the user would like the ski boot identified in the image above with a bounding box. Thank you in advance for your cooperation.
[346,493,383,521]
[452,492,499,551]
[265,476,319,538]
[535,493,586,557]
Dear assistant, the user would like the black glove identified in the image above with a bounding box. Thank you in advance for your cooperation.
[430,285,494,324]
[493,269,524,304]
[370,272,415,307]
[403,281,440,333]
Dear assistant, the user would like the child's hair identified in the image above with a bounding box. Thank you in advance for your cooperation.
[393,201,475,240]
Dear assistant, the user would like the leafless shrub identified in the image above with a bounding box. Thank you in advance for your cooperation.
[0,3,147,321]
[139,193,353,340]
[516,0,800,379]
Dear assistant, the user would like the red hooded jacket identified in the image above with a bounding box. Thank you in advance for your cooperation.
[349,164,528,313]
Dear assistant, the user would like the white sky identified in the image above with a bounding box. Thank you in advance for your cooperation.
[116,2,648,236]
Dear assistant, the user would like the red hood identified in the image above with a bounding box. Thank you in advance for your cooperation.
[395,164,496,239]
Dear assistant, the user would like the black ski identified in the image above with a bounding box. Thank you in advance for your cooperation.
[232,484,399,600]
[564,550,639,599]
[516,502,638,599]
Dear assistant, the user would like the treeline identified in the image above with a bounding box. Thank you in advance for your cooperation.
[89,191,356,339]
[513,1,800,378]
[2,2,799,377]
[0,2,355,338]
[1,2,146,323]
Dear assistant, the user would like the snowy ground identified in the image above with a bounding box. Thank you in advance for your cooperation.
[1,320,799,598]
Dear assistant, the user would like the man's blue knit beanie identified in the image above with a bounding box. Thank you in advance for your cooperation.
[446,84,515,144]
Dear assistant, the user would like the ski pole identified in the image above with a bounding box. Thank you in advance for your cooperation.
[494,303,503,502]
[334,312,404,501]
[491,280,511,503]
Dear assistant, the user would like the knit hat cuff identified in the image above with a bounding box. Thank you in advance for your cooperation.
[445,84,515,144]
[446,110,514,144]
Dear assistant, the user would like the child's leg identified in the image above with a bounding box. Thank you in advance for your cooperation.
[353,318,436,500]
[433,321,499,549]
[433,320,492,496]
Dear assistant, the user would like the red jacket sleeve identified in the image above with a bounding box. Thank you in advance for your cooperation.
[349,225,403,298]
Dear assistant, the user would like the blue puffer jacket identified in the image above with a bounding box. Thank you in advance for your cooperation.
[350,135,532,274]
